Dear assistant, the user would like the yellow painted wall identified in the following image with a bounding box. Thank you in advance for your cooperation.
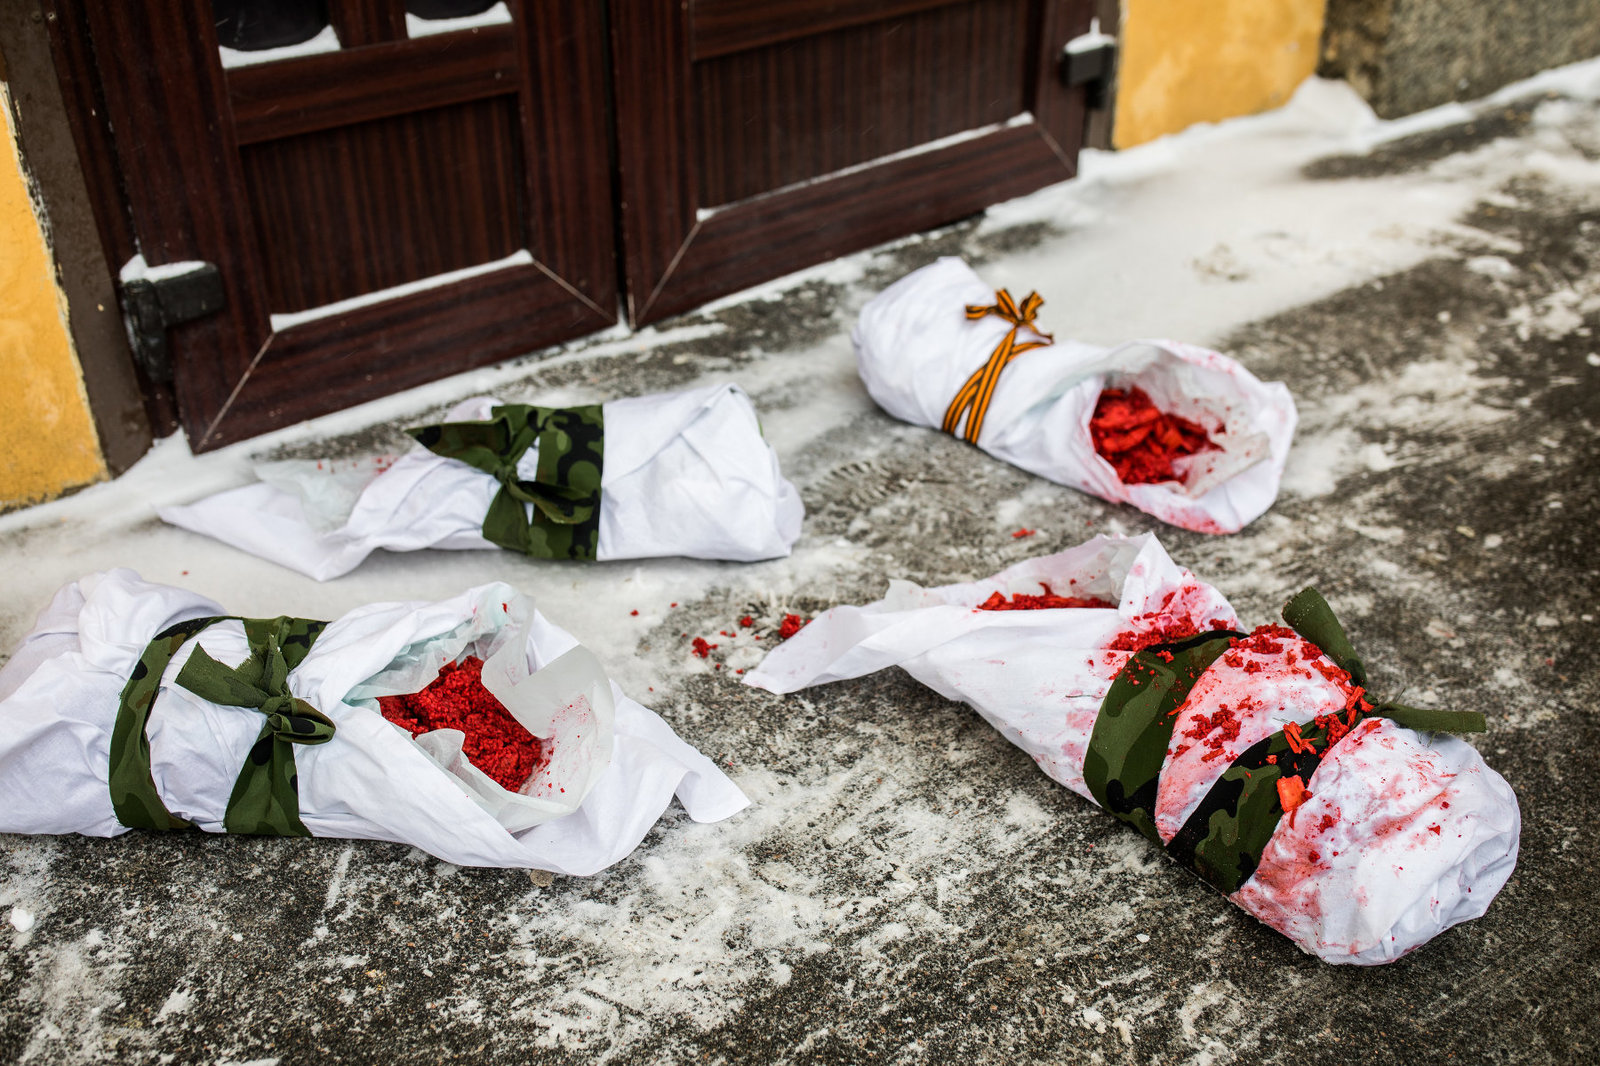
[0,83,105,509]
[1114,0,1327,149]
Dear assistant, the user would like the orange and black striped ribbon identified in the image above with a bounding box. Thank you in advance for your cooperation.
[941,289,1054,444]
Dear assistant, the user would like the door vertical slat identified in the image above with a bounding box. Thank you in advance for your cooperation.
[330,1,409,47]
[511,0,617,309]
[78,0,273,441]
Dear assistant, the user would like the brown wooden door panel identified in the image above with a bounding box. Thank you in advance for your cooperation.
[63,0,615,451]
[614,0,1097,325]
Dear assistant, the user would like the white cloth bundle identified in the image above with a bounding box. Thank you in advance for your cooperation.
[745,534,1520,964]
[160,383,804,580]
[0,570,748,874]
[854,258,1297,533]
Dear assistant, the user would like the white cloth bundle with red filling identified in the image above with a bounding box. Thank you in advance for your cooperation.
[160,382,803,580]
[0,570,747,874]
[745,533,1519,964]
[854,257,1297,534]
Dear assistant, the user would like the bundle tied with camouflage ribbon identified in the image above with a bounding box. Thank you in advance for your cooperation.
[0,570,748,874]
[160,383,803,581]
[854,257,1298,534]
[746,533,1520,964]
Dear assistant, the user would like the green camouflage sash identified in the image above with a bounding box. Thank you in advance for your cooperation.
[409,404,604,560]
[111,614,331,836]
[1085,591,1487,896]
[1082,630,1243,846]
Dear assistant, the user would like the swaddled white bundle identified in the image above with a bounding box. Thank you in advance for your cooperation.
[746,534,1519,964]
[855,258,1297,533]
[0,570,748,874]
[161,382,804,580]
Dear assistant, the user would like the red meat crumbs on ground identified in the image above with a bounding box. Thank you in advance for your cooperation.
[1090,386,1217,485]
[777,613,807,640]
[1011,528,1036,539]
[978,583,1114,611]
[691,637,717,658]
[377,656,544,793]
[738,616,754,628]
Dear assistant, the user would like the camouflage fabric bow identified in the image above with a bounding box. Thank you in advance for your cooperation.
[1086,590,1487,896]
[409,404,605,560]
[111,614,329,836]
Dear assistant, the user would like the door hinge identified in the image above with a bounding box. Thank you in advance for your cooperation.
[1061,22,1117,111]
[120,263,227,385]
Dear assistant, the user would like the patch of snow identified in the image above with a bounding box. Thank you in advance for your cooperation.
[270,250,535,332]
[696,114,1036,222]
[119,255,211,285]
[219,25,339,69]
[406,2,513,38]
[10,905,35,932]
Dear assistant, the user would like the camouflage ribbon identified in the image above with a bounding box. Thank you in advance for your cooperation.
[1085,590,1488,897]
[1083,630,1244,846]
[111,614,330,836]
[941,289,1054,445]
[410,404,605,560]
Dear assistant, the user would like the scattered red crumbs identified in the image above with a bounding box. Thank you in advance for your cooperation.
[739,616,754,628]
[1276,774,1311,813]
[1012,528,1037,539]
[630,609,638,616]
[691,637,717,658]
[1090,386,1217,485]
[377,656,544,792]
[670,602,678,608]
[778,613,807,640]
[978,583,1114,612]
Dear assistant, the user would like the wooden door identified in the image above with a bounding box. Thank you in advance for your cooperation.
[611,0,1099,325]
[49,0,615,451]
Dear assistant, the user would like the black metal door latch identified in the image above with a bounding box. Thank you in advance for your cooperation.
[120,262,226,385]
[1061,29,1117,112]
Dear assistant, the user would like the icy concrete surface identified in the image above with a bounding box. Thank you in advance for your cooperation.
[3,69,1600,1063]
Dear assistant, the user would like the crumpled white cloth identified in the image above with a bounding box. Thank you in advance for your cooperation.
[160,383,804,580]
[745,533,1520,964]
[854,257,1297,533]
[0,570,749,874]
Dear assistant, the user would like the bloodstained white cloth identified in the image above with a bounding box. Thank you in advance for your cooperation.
[0,571,748,874]
[160,383,804,580]
[745,533,1519,964]
[854,258,1297,533]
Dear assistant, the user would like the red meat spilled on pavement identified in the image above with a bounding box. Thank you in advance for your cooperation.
[378,656,546,792]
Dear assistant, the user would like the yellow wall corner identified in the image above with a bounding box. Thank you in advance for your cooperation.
[1113,0,1327,149]
[0,81,106,510]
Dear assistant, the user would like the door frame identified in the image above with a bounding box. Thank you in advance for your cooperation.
[46,0,617,452]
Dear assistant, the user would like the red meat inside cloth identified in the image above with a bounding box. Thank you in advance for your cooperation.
[1090,386,1217,485]
[978,584,1114,611]
[377,656,546,792]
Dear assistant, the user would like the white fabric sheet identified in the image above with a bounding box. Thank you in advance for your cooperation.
[160,383,804,580]
[854,258,1298,533]
[0,571,749,875]
[745,533,1520,964]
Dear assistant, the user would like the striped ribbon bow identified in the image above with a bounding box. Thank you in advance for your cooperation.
[941,288,1055,444]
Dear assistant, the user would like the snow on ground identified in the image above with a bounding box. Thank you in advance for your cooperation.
[3,61,1600,1065]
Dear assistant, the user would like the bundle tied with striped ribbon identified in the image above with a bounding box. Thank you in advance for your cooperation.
[746,533,1519,964]
[855,257,1298,534]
